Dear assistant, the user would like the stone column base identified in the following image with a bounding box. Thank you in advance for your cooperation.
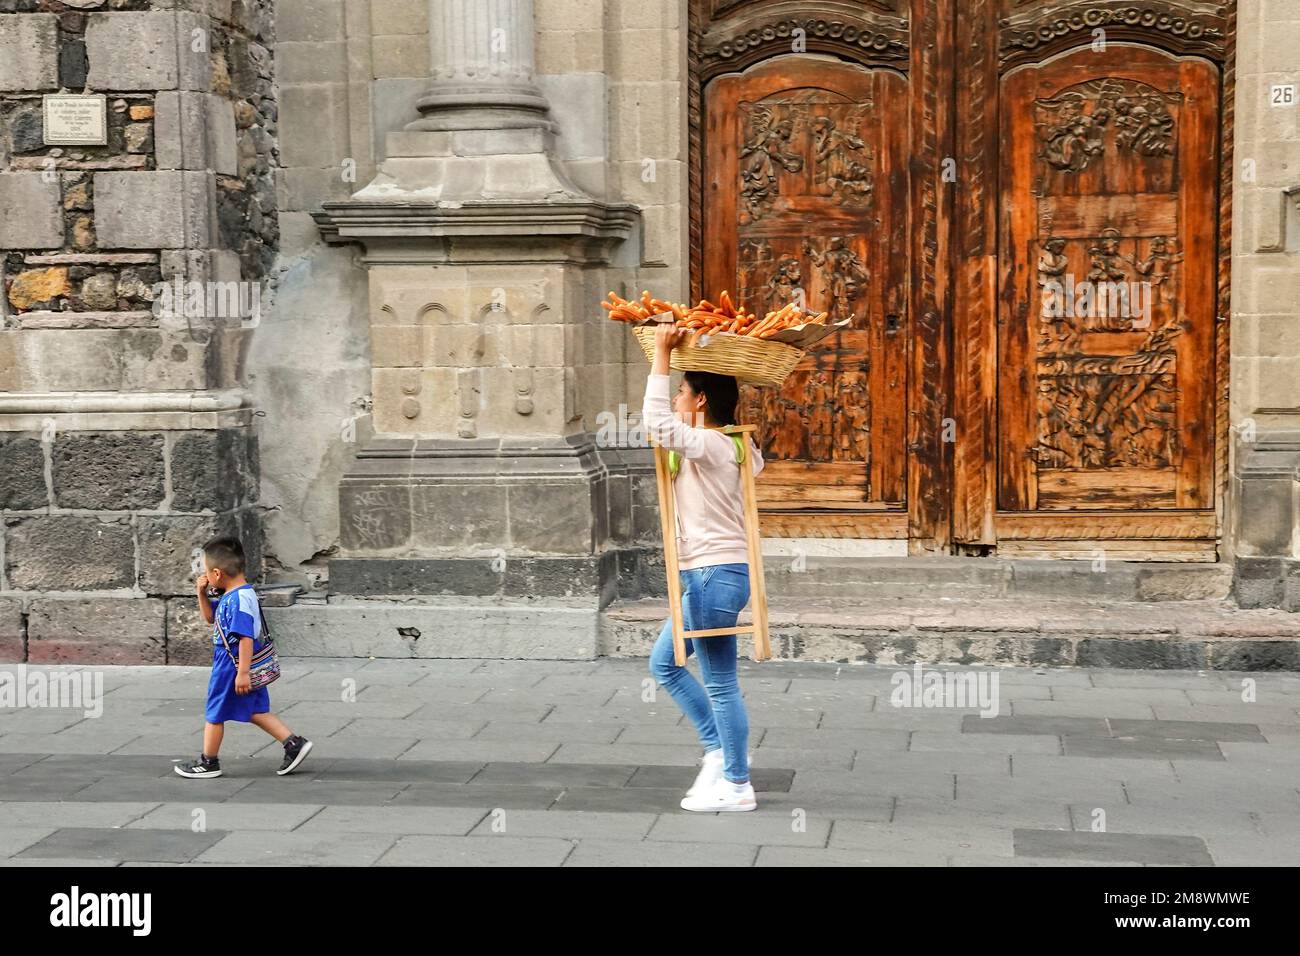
[1230,428,1300,610]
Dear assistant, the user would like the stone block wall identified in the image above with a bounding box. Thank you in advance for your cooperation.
[1227,0,1300,609]
[0,0,278,661]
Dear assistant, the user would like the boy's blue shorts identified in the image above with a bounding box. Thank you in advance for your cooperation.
[205,646,271,724]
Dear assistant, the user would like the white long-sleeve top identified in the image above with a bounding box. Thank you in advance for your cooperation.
[641,373,765,570]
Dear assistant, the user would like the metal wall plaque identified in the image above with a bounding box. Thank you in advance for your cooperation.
[42,94,108,146]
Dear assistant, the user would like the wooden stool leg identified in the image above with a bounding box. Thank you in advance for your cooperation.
[738,444,771,662]
[652,443,688,666]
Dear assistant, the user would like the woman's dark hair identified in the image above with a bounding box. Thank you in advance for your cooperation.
[682,371,740,426]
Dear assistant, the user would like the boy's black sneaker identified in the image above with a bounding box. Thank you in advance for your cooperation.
[174,754,222,778]
[277,735,313,776]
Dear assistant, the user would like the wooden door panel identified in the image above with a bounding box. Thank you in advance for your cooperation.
[997,46,1219,515]
[703,57,909,511]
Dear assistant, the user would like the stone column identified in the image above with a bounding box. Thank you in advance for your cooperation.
[310,0,647,655]
[410,0,551,132]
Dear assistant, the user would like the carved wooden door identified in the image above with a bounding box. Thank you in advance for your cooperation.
[951,4,1232,558]
[702,57,911,535]
[692,1,1232,555]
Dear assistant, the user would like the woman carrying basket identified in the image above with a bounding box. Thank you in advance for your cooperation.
[642,322,765,812]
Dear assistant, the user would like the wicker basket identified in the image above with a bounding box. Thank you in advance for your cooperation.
[632,325,805,387]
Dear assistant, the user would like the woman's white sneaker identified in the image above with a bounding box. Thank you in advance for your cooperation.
[686,749,756,799]
[680,778,757,812]
[685,749,725,798]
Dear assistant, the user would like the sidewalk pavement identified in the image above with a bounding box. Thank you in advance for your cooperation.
[1,657,1298,867]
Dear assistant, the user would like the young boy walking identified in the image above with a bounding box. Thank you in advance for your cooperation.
[174,536,313,778]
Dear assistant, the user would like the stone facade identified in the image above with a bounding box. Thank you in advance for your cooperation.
[0,0,277,662]
[0,0,1297,664]
[1227,0,1300,610]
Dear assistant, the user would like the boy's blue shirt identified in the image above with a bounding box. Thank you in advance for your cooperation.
[211,584,264,652]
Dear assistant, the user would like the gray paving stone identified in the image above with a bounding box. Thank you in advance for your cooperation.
[957,775,1126,805]
[757,727,910,751]
[226,780,405,806]
[468,808,656,840]
[400,740,560,763]
[376,834,575,867]
[472,762,637,789]
[0,778,100,801]
[477,720,620,744]
[1090,671,1238,689]
[0,826,57,858]
[1010,753,1179,781]
[72,776,258,803]
[142,699,216,719]
[366,658,482,678]
[1123,776,1300,814]
[566,838,758,866]
[415,702,557,724]
[757,845,947,866]
[1062,736,1224,760]
[1013,828,1213,865]
[359,683,497,707]
[1184,688,1300,705]
[1050,686,1196,704]
[549,743,703,766]
[277,736,421,760]
[756,789,894,823]
[0,857,121,867]
[10,753,175,778]
[646,814,831,848]
[614,722,738,745]
[751,746,855,770]
[126,803,324,832]
[296,805,487,836]
[858,750,1012,775]
[310,758,484,785]
[113,735,273,759]
[198,831,399,866]
[792,769,953,800]
[946,854,1140,867]
[540,703,687,725]
[0,801,160,829]
[551,787,686,814]
[0,753,45,774]
[1065,804,1263,837]
[0,713,88,733]
[830,819,1017,857]
[21,827,227,863]
[389,784,560,810]
[960,715,1108,736]
[280,700,425,720]
[0,731,143,754]
[626,765,794,793]
[818,710,965,731]
[1201,833,1300,866]
[1107,718,1266,742]
[476,687,615,707]
[1010,699,1158,719]
[1151,703,1300,724]
[892,795,1073,830]
[909,731,1062,755]
[471,660,603,678]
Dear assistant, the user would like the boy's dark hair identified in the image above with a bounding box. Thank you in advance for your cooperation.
[683,371,740,426]
[202,536,246,576]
